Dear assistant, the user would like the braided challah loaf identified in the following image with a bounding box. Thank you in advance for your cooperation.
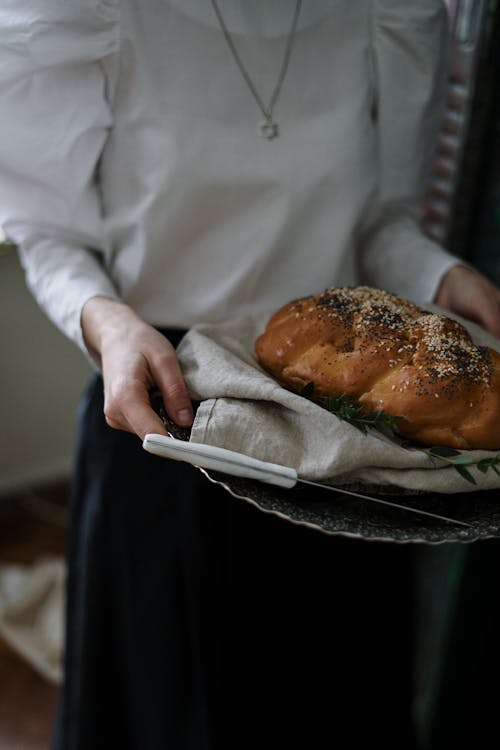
[255,286,500,450]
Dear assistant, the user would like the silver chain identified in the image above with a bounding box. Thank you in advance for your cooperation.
[209,0,303,139]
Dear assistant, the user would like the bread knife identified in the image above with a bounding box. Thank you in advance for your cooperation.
[143,434,471,528]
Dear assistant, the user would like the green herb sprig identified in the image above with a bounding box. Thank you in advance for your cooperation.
[423,446,500,486]
[301,383,402,439]
[301,381,500,485]
[324,393,402,439]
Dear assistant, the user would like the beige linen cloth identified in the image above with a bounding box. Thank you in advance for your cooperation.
[177,307,500,495]
[0,556,64,683]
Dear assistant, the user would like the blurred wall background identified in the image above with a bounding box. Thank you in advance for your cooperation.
[0,244,90,495]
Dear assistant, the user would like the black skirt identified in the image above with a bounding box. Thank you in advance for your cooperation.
[52,343,417,750]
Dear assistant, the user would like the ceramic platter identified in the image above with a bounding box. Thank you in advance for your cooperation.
[161,413,500,545]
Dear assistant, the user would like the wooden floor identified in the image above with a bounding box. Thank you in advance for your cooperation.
[0,484,68,750]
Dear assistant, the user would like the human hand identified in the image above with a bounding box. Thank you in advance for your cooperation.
[81,296,194,439]
[434,264,500,339]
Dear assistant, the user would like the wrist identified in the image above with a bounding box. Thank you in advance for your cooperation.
[81,295,140,363]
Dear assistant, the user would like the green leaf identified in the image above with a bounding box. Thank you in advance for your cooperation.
[350,421,368,434]
[451,455,475,466]
[298,383,500,485]
[301,382,315,398]
[455,464,477,485]
[375,421,398,439]
[476,459,492,474]
[428,446,462,458]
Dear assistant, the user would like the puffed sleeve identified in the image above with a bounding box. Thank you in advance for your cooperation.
[0,0,121,351]
[357,0,459,304]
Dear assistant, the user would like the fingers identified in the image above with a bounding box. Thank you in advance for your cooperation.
[99,322,194,439]
[476,296,500,339]
[104,363,194,440]
[464,282,500,338]
[435,265,500,338]
[148,348,194,428]
[82,298,194,439]
[103,375,169,439]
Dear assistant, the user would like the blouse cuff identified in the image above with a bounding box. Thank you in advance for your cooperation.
[16,235,120,361]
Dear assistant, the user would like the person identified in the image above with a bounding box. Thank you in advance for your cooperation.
[1,1,500,748]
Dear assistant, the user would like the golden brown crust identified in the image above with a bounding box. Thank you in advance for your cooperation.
[255,286,500,449]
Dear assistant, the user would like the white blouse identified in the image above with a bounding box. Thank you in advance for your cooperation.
[0,0,458,352]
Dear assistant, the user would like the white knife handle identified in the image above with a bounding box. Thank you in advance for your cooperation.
[143,434,298,489]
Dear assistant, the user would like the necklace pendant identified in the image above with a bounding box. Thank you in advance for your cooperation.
[259,118,279,140]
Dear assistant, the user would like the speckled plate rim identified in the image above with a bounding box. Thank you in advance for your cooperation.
[192,465,500,545]
[154,400,500,545]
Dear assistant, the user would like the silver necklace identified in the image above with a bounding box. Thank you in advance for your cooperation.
[210,0,303,140]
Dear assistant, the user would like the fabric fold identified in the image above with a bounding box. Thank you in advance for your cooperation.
[0,556,64,684]
[177,308,500,494]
